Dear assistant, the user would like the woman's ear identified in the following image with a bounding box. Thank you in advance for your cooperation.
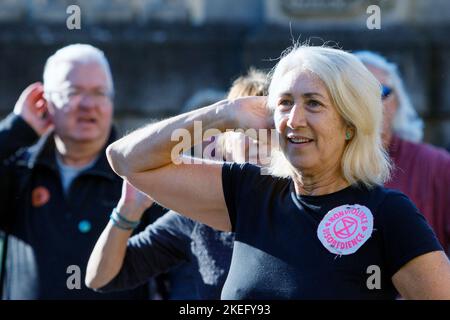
[345,126,355,141]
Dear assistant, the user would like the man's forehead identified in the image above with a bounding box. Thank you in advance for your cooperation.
[46,60,109,89]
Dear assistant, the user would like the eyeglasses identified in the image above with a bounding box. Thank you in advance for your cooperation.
[381,85,393,100]
[46,88,114,104]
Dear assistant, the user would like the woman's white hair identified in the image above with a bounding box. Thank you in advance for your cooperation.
[43,43,114,95]
[267,45,391,188]
[354,51,424,142]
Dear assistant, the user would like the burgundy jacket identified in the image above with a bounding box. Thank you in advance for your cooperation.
[385,135,450,253]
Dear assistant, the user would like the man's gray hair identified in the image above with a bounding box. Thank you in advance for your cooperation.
[354,51,423,142]
[43,43,114,95]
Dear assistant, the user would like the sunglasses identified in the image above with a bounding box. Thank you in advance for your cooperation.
[381,85,393,100]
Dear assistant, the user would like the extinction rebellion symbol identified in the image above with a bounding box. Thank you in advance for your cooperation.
[317,204,374,255]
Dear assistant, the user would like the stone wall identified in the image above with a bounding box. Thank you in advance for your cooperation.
[0,0,449,148]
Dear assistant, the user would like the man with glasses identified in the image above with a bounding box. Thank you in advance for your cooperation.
[0,44,156,299]
[356,51,450,256]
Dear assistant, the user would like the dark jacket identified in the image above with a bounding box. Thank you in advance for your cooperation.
[0,113,159,299]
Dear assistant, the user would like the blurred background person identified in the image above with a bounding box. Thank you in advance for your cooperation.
[85,68,269,299]
[0,44,162,299]
[356,51,450,255]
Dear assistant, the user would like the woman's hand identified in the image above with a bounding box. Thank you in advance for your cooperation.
[86,181,154,289]
[228,96,274,132]
[115,181,154,221]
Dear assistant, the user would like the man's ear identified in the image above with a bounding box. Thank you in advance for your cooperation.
[42,94,58,126]
[43,93,55,115]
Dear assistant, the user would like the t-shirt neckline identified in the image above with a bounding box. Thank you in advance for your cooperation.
[289,180,355,204]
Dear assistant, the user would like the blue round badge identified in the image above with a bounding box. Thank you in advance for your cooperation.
[78,220,92,233]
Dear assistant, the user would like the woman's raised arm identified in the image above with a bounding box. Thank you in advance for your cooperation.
[106,96,271,231]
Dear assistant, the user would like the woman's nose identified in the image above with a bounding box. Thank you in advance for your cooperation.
[286,104,306,129]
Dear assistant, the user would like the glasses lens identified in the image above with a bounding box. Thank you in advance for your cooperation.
[381,85,393,99]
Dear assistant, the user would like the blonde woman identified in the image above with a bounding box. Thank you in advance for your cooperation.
[106,46,450,299]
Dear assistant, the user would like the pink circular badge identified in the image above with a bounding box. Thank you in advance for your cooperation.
[317,204,373,255]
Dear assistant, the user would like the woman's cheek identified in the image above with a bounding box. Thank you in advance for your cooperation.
[273,111,286,133]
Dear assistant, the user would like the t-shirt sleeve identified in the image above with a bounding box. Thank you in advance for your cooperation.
[97,211,195,292]
[221,162,263,232]
[379,191,444,278]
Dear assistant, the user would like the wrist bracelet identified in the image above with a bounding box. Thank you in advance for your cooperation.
[110,216,134,230]
[110,208,140,230]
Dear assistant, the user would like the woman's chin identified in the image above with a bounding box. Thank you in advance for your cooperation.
[286,155,315,172]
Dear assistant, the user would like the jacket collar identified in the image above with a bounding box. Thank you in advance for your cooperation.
[23,127,118,181]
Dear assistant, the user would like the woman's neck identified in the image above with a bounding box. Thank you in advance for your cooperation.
[293,168,350,196]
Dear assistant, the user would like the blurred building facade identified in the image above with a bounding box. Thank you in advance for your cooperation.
[0,0,449,147]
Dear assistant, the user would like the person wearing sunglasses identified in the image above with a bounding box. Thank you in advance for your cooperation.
[356,51,450,256]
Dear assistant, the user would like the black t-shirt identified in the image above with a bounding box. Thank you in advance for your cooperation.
[221,163,443,299]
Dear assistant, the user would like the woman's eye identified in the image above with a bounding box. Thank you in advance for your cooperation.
[307,100,322,108]
[278,99,293,108]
